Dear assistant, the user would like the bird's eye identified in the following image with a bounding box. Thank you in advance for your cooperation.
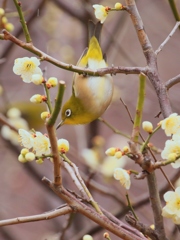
[65,109,72,117]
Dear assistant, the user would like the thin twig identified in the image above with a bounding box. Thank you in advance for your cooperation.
[165,74,180,90]
[0,205,72,226]
[80,171,125,205]
[125,212,158,240]
[98,117,131,139]
[12,0,32,43]
[131,73,146,143]
[126,193,138,220]
[0,113,18,133]
[62,155,103,215]
[60,212,74,240]
[43,82,53,113]
[168,0,180,22]
[63,161,88,199]
[47,81,65,127]
[146,172,168,240]
[155,21,180,54]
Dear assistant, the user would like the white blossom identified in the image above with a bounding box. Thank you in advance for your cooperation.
[162,187,180,224]
[13,57,42,83]
[161,113,180,136]
[161,139,180,168]
[114,168,131,189]
[93,4,109,23]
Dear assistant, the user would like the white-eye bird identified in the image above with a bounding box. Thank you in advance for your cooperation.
[57,21,113,127]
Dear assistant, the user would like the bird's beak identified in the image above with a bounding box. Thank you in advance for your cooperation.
[56,119,64,129]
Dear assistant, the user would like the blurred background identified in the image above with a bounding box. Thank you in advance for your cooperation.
[0,0,180,239]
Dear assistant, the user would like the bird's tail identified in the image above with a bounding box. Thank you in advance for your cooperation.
[88,20,102,44]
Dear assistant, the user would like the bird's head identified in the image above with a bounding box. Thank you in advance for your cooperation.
[60,96,97,125]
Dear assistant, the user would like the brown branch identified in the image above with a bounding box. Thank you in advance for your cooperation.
[42,177,146,240]
[0,205,72,226]
[0,113,18,133]
[125,212,158,240]
[76,170,180,238]
[60,212,74,240]
[81,171,125,205]
[155,21,180,55]
[146,172,168,240]
[165,74,180,90]
[125,0,172,118]
[0,0,46,60]
[101,207,145,239]
[0,30,147,76]
[46,125,62,186]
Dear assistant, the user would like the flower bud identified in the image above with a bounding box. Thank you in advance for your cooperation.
[2,16,7,24]
[114,168,131,189]
[0,8,5,16]
[83,235,93,240]
[115,151,122,159]
[168,153,177,161]
[122,146,129,154]
[18,154,27,163]
[46,77,58,87]
[25,152,35,161]
[20,148,29,156]
[103,232,110,239]
[57,139,70,153]
[41,111,50,120]
[150,224,155,230]
[31,74,43,85]
[105,147,116,156]
[30,94,44,103]
[114,3,123,10]
[0,85,3,95]
[142,121,153,134]
[5,23,14,32]
[7,107,21,118]
[36,158,44,164]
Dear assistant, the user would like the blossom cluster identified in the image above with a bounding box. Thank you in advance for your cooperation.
[13,56,58,104]
[160,113,180,168]
[81,136,126,178]
[93,3,123,23]
[159,113,180,224]
[104,145,130,189]
[162,187,180,224]
[0,8,14,32]
[18,129,69,164]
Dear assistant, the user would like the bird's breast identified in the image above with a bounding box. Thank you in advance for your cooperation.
[74,74,113,115]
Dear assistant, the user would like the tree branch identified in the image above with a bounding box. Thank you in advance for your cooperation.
[146,172,168,240]
[165,74,180,90]
[155,21,180,55]
[0,205,72,226]
[42,177,146,240]
[125,0,172,118]
[0,30,147,76]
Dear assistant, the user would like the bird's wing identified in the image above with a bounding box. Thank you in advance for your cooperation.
[72,47,88,96]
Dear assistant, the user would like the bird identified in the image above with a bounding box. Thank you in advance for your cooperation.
[57,21,113,127]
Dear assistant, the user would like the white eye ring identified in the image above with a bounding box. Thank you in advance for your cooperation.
[65,109,72,117]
